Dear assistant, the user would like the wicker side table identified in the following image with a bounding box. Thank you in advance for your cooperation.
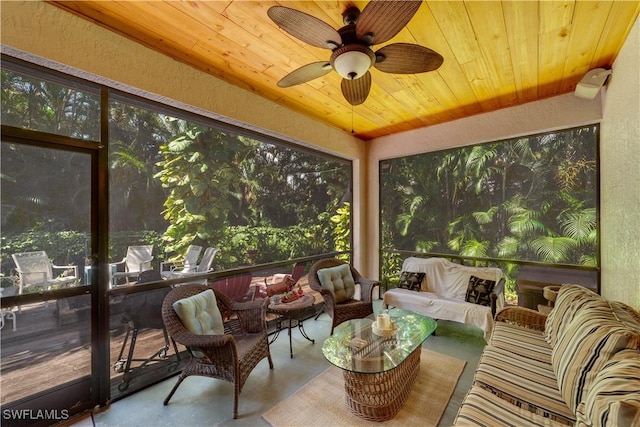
[343,343,421,421]
[268,293,315,358]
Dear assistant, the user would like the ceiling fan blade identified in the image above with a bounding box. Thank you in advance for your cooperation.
[341,71,372,106]
[277,61,333,88]
[356,1,422,45]
[268,6,341,49]
[374,43,444,74]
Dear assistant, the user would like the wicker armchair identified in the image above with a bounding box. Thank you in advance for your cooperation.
[308,258,379,335]
[161,284,273,419]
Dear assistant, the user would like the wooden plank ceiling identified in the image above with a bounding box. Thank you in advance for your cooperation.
[49,1,639,141]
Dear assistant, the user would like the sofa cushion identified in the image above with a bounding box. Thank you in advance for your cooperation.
[454,385,570,427]
[544,284,601,348]
[474,344,576,424]
[465,275,496,306]
[575,349,640,427]
[552,301,640,413]
[382,288,495,340]
[397,271,425,291]
[490,322,552,364]
[317,263,355,303]
[400,257,502,300]
[172,289,224,336]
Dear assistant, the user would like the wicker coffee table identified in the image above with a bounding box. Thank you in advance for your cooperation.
[322,309,436,421]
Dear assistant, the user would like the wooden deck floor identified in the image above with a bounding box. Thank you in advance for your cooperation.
[0,275,322,405]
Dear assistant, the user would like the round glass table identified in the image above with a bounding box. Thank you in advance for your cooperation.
[322,309,436,421]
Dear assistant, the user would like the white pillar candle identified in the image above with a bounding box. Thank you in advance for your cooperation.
[377,314,390,329]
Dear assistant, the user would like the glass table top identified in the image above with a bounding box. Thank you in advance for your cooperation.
[322,309,437,373]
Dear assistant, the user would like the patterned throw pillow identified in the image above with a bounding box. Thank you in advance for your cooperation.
[575,349,640,427]
[551,301,640,413]
[544,284,601,347]
[465,276,496,306]
[397,271,425,291]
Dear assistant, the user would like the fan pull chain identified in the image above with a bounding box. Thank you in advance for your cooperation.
[351,105,355,134]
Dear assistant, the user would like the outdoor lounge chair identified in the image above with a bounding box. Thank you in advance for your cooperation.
[308,258,379,335]
[290,261,307,284]
[11,251,79,295]
[160,245,203,279]
[110,245,154,287]
[170,247,218,284]
[161,284,273,419]
[210,272,253,302]
[252,261,306,300]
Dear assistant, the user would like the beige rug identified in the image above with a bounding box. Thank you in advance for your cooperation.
[263,348,466,427]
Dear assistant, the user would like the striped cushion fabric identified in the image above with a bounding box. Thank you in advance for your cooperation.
[575,349,640,427]
[454,385,569,427]
[609,300,640,327]
[474,346,575,424]
[490,322,552,364]
[544,284,601,347]
[552,302,640,413]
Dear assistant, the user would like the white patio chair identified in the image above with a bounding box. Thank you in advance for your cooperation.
[11,251,79,295]
[11,251,79,311]
[172,247,218,284]
[110,245,154,287]
[160,245,203,279]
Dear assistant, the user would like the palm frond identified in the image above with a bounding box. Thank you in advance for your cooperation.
[530,236,576,262]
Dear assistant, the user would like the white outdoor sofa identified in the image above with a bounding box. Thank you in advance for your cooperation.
[382,257,504,340]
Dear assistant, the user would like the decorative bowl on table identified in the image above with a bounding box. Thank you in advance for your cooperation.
[280,290,304,303]
[371,321,396,337]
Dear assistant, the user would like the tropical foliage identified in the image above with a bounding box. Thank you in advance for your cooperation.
[380,126,599,291]
[1,64,352,279]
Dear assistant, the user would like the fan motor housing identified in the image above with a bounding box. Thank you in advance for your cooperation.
[342,6,361,25]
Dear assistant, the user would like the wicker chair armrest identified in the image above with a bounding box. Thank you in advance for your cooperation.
[356,278,380,303]
[215,290,268,334]
[170,328,235,349]
[494,306,547,331]
[232,298,269,333]
[318,287,336,306]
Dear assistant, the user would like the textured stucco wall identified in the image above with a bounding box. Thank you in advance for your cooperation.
[0,1,370,269]
[600,18,640,309]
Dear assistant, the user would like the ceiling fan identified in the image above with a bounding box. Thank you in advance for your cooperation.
[267,1,444,106]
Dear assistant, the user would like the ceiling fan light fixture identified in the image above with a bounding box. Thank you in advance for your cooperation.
[331,45,375,80]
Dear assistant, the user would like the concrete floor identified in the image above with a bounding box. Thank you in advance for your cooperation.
[71,302,485,427]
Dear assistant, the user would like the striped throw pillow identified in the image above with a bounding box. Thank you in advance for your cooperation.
[551,301,640,413]
[575,349,640,427]
[544,284,601,347]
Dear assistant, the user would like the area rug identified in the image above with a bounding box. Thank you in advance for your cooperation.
[262,348,466,427]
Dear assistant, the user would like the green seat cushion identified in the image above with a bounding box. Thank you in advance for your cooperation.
[317,263,355,304]
[172,289,224,335]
